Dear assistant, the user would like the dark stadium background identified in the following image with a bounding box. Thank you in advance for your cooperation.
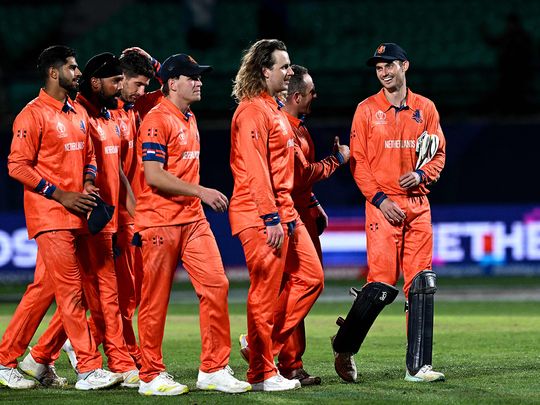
[0,0,539,277]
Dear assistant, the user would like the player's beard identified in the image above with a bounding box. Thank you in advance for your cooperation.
[59,73,79,100]
[98,88,119,110]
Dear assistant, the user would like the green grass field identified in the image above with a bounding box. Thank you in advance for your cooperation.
[1,280,540,404]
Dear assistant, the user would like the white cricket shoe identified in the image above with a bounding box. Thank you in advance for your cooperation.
[405,365,445,382]
[19,353,68,387]
[251,374,301,392]
[121,369,140,388]
[138,372,189,396]
[0,366,36,389]
[196,366,251,393]
[75,368,123,390]
[62,339,78,370]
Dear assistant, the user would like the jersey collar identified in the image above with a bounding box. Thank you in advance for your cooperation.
[260,92,281,111]
[161,96,193,121]
[374,88,419,112]
[117,98,135,112]
[283,110,304,128]
[38,88,77,114]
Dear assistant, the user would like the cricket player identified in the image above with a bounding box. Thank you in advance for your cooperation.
[278,64,350,385]
[111,49,156,368]
[230,40,324,391]
[135,53,251,396]
[57,49,161,374]
[29,52,139,387]
[2,45,122,390]
[331,43,446,383]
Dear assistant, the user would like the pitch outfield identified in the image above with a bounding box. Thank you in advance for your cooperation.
[0,279,539,404]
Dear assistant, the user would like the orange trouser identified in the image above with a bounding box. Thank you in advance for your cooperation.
[32,232,135,373]
[33,231,102,373]
[0,253,57,368]
[365,195,432,297]
[138,220,231,382]
[277,208,323,373]
[115,223,143,368]
[238,222,324,383]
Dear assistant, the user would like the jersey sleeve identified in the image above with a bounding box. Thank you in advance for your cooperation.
[350,104,385,206]
[236,105,279,221]
[140,112,168,165]
[8,108,57,198]
[294,143,341,187]
[83,115,97,180]
[418,101,446,183]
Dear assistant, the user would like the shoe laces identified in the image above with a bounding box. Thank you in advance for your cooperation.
[273,374,286,383]
[159,372,176,383]
[213,368,238,384]
[90,369,108,379]
[419,365,433,373]
[8,368,26,382]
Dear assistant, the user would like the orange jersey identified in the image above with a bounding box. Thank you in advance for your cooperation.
[77,94,121,233]
[229,93,297,235]
[284,111,341,209]
[113,100,141,226]
[8,89,96,239]
[350,89,446,206]
[134,97,205,231]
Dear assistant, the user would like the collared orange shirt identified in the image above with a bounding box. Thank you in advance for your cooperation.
[284,111,341,209]
[229,93,297,235]
[134,97,205,231]
[350,88,446,205]
[77,94,121,233]
[8,89,95,239]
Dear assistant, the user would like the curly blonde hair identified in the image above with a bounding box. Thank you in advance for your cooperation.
[232,39,287,102]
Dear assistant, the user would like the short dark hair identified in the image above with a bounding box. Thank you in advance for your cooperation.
[119,51,155,79]
[287,64,309,95]
[37,45,77,81]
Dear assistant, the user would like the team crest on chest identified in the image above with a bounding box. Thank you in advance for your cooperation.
[56,121,67,138]
[115,125,121,137]
[412,109,423,123]
[79,120,86,134]
[374,110,387,125]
